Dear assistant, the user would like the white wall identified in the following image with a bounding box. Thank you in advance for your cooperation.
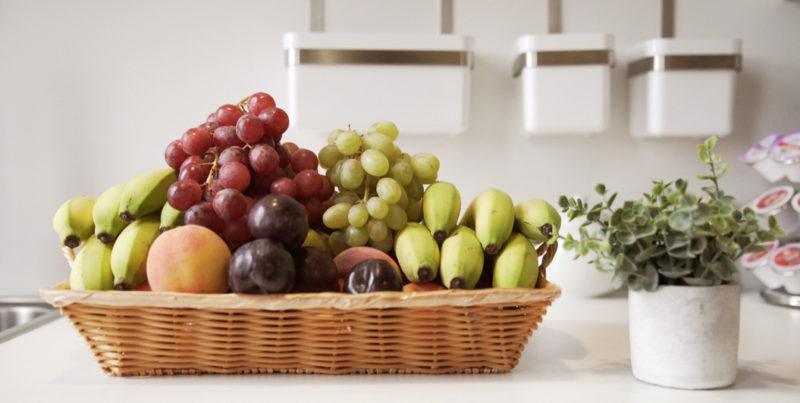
[2,0,799,294]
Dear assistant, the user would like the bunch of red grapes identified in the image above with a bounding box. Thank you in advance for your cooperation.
[163,92,332,250]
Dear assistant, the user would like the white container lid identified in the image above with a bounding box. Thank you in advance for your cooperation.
[769,243,800,276]
[740,241,779,270]
[516,33,613,53]
[627,38,741,60]
[739,134,781,164]
[771,132,800,165]
[748,185,795,215]
[283,32,472,51]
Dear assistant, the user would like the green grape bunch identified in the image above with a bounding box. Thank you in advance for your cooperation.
[319,121,440,255]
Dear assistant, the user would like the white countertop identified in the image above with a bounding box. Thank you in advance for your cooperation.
[1,293,798,403]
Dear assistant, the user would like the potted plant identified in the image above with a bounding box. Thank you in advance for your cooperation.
[559,137,782,389]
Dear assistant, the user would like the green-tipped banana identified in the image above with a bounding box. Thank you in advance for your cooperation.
[53,196,96,248]
[159,201,184,233]
[493,233,539,289]
[118,168,176,223]
[422,182,461,244]
[460,188,515,255]
[111,215,160,290]
[93,184,128,244]
[515,199,561,245]
[394,223,440,282]
[440,227,483,289]
[69,235,113,291]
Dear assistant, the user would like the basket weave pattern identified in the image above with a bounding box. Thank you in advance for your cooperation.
[43,244,560,376]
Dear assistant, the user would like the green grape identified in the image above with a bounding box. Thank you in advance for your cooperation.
[340,159,365,190]
[386,144,402,163]
[406,198,422,222]
[385,204,408,231]
[348,203,369,227]
[362,133,394,155]
[389,159,414,186]
[327,129,345,145]
[345,225,369,246]
[329,159,344,187]
[405,178,424,200]
[368,121,399,141]
[319,144,344,169]
[360,149,390,177]
[328,230,348,255]
[369,231,393,252]
[335,131,362,155]
[376,177,402,204]
[322,202,352,229]
[366,197,389,219]
[396,186,409,209]
[334,190,360,204]
[400,153,412,163]
[367,219,389,242]
[411,153,439,181]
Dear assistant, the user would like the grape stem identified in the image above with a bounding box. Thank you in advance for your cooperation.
[204,151,220,189]
[236,96,249,112]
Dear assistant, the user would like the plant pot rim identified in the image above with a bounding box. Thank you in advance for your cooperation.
[630,283,741,293]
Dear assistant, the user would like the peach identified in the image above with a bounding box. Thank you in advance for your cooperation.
[146,225,231,293]
[333,246,399,280]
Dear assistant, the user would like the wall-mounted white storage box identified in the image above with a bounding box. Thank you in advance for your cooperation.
[283,33,473,135]
[514,33,614,135]
[627,38,742,138]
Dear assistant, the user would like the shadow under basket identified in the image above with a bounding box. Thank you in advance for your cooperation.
[40,244,560,377]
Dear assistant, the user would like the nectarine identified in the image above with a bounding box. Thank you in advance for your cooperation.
[146,225,231,293]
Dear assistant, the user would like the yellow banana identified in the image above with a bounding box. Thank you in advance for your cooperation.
[111,215,160,290]
[440,226,483,289]
[302,229,331,255]
[118,168,176,223]
[422,181,461,244]
[69,235,113,291]
[394,223,440,282]
[159,201,184,233]
[515,199,561,245]
[493,233,539,288]
[460,188,515,255]
[93,184,128,244]
[52,196,96,248]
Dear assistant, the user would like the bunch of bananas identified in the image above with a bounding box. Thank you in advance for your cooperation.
[53,168,182,290]
[395,183,560,290]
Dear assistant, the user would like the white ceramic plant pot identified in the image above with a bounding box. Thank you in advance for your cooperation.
[548,213,615,297]
[628,284,740,389]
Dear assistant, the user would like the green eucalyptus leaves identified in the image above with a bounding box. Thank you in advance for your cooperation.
[559,137,782,291]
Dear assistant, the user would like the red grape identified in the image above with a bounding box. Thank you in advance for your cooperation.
[165,139,189,170]
[219,146,249,166]
[212,125,244,149]
[304,198,324,228]
[217,161,251,191]
[206,112,217,123]
[270,177,298,198]
[318,175,334,200]
[258,107,289,140]
[294,169,323,199]
[180,155,203,172]
[276,144,291,167]
[235,113,265,144]
[215,104,244,126]
[168,180,202,211]
[204,180,224,202]
[260,136,276,148]
[179,162,211,184]
[290,148,319,172]
[198,121,218,133]
[282,142,299,155]
[222,219,251,251]
[185,202,224,233]
[181,127,213,155]
[246,92,276,116]
[212,188,248,221]
[249,144,280,176]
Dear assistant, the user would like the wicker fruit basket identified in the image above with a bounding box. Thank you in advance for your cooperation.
[40,244,560,377]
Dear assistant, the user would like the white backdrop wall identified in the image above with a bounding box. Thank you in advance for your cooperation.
[1,0,799,294]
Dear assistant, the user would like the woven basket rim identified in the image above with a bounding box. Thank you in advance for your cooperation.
[40,281,560,311]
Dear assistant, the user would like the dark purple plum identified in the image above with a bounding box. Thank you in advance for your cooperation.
[228,238,295,294]
[344,259,403,294]
[247,194,308,250]
[293,247,338,293]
